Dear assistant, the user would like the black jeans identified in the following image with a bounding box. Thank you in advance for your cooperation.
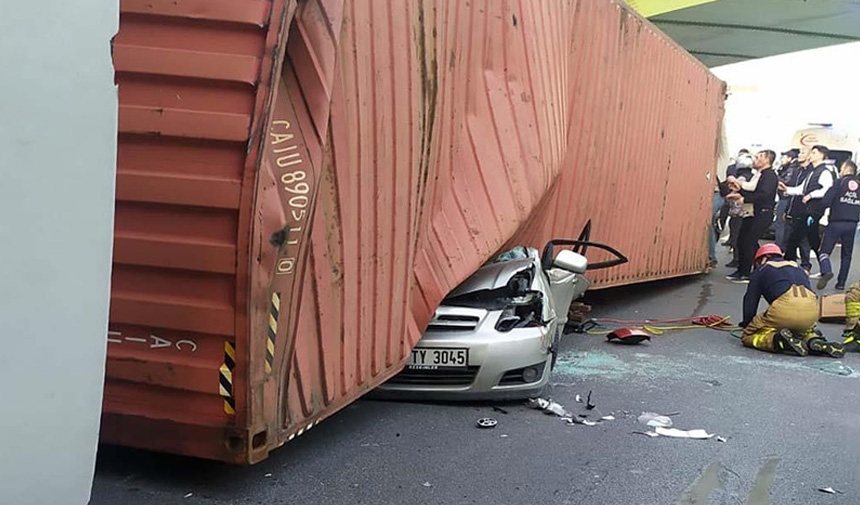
[729,216,743,263]
[819,221,858,286]
[785,213,822,270]
[738,212,774,276]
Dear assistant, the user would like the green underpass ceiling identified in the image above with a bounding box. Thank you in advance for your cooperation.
[647,0,860,67]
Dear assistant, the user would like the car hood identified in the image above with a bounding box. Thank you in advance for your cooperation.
[447,259,535,298]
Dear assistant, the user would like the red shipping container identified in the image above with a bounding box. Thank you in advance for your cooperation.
[102,0,723,462]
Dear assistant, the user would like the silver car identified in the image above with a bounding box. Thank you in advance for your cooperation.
[378,230,626,400]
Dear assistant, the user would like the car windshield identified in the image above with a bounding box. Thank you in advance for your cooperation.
[489,246,531,264]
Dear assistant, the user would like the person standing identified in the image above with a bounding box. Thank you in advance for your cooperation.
[726,150,779,282]
[774,148,799,248]
[725,153,754,269]
[781,147,814,271]
[780,145,834,273]
[816,160,860,290]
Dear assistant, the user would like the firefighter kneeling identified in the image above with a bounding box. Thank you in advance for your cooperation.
[740,244,844,358]
[842,283,860,352]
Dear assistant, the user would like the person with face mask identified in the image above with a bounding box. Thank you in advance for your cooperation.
[725,150,779,282]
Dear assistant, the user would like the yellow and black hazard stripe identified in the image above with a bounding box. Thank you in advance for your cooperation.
[266,292,281,375]
[220,341,236,415]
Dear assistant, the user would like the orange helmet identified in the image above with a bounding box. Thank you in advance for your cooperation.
[754,244,783,263]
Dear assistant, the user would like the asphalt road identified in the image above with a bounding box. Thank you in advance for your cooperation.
[90,245,860,505]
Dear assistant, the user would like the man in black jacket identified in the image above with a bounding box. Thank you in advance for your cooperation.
[780,145,835,273]
[817,160,860,290]
[781,147,813,270]
[726,150,779,282]
[774,148,799,248]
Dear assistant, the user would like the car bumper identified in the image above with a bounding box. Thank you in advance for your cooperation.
[375,325,553,401]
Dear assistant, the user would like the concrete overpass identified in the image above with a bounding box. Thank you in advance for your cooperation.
[628,0,860,67]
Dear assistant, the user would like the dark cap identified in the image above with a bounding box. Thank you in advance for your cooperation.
[781,148,799,158]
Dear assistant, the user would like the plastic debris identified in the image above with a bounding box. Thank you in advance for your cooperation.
[184,493,194,499]
[606,328,651,345]
[575,394,583,403]
[818,487,843,494]
[716,436,727,443]
[423,482,433,488]
[500,434,509,438]
[529,398,568,417]
[601,415,616,421]
[264,473,272,478]
[654,427,714,439]
[638,412,673,428]
[476,418,498,429]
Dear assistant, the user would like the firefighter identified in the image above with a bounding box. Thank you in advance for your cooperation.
[816,160,860,290]
[841,283,860,352]
[740,244,844,358]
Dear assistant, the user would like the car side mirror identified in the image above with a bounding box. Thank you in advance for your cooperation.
[553,250,587,274]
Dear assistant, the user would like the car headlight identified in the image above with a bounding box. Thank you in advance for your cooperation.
[494,292,543,332]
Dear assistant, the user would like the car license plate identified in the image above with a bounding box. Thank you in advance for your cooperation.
[407,347,468,369]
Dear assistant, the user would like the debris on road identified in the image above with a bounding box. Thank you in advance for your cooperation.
[264,473,272,478]
[476,418,498,429]
[492,406,509,415]
[529,398,568,417]
[423,482,433,488]
[586,390,596,410]
[633,431,659,438]
[500,434,509,438]
[184,493,193,499]
[716,436,727,443]
[564,417,598,426]
[601,415,616,421]
[606,328,651,345]
[575,394,583,403]
[654,427,714,439]
[818,487,843,495]
[638,412,673,428]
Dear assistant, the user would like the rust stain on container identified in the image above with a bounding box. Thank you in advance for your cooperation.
[103,0,723,463]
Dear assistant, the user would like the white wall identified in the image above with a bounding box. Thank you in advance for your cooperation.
[0,1,118,503]
[712,41,860,154]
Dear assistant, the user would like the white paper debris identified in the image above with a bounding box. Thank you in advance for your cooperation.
[582,420,598,426]
[575,394,583,403]
[601,415,616,421]
[638,412,673,428]
[264,473,272,478]
[654,427,714,439]
[633,431,659,438]
[716,436,727,443]
[545,402,568,416]
[500,434,509,438]
[184,493,194,499]
[818,487,842,494]
[423,482,433,488]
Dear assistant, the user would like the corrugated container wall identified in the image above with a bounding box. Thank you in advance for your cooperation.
[102,0,724,462]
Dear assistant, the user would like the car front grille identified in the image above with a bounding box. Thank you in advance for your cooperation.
[386,366,480,386]
[426,314,480,332]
